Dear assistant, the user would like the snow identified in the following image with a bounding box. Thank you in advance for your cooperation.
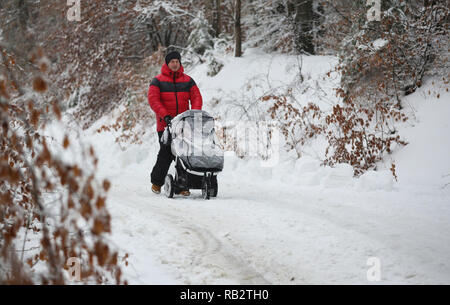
[191,48,339,110]
[372,38,388,50]
[43,49,450,284]
[355,170,394,192]
[394,83,450,189]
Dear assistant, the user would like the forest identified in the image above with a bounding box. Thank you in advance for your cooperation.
[0,0,449,285]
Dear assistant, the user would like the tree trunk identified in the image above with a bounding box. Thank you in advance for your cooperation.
[234,0,242,57]
[18,0,30,28]
[212,0,221,37]
[287,0,295,17]
[294,0,314,54]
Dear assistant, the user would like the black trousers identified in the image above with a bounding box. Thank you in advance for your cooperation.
[150,131,175,186]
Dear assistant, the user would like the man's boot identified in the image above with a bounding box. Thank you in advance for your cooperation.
[179,190,190,196]
[152,184,161,194]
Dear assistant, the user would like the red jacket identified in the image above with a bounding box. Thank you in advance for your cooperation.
[148,63,203,131]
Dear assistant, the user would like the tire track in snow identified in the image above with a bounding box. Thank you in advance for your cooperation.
[146,204,271,284]
[183,224,271,284]
[110,187,270,284]
[109,177,450,284]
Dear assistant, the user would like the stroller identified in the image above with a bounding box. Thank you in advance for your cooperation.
[161,110,224,200]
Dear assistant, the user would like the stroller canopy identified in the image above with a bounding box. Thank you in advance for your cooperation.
[170,110,224,171]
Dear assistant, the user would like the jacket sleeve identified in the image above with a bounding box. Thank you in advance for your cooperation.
[148,78,170,118]
[189,78,203,110]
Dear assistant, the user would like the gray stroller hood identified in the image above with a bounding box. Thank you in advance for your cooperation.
[169,110,224,172]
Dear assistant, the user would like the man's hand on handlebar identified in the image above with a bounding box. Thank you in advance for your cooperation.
[164,115,172,126]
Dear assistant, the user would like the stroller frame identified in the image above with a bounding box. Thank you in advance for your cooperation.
[164,156,219,200]
[161,110,223,200]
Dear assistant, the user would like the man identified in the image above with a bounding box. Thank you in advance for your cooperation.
[148,50,203,195]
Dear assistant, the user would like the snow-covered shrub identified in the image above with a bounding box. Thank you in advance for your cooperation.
[260,83,408,177]
[205,34,234,76]
[206,55,224,77]
[182,12,232,76]
[324,90,408,176]
[337,0,449,107]
[316,0,447,176]
[182,11,215,68]
[265,92,325,158]
[186,11,215,56]
[0,50,126,284]
[244,0,296,53]
[243,0,323,54]
[135,0,192,50]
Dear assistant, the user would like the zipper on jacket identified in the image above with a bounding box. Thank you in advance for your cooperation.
[173,73,179,115]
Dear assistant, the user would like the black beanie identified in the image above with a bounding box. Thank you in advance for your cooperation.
[165,51,181,65]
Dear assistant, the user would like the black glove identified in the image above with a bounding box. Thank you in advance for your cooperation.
[164,115,172,126]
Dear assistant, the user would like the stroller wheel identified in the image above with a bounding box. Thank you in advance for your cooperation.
[202,177,211,200]
[211,175,218,197]
[164,174,174,198]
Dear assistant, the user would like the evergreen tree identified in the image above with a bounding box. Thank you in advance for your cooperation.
[186,11,215,55]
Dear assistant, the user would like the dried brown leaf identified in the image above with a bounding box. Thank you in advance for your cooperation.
[33,77,47,92]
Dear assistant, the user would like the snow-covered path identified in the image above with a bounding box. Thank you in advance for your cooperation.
[106,164,450,285]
